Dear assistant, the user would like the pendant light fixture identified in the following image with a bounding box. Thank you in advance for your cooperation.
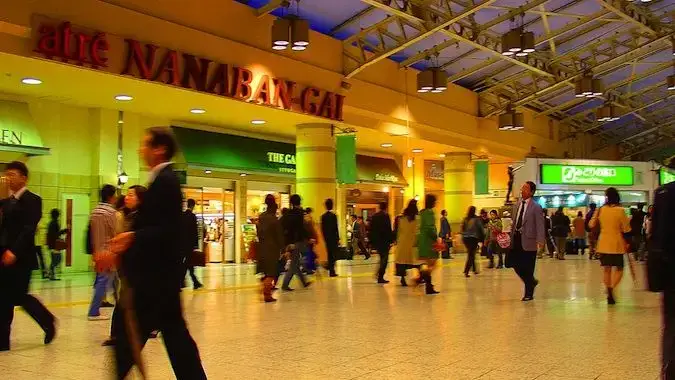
[575,74,600,98]
[596,104,622,122]
[668,75,675,91]
[499,105,523,131]
[501,15,535,57]
[416,55,447,94]
[270,0,309,52]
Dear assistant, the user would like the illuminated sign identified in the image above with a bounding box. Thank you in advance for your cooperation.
[661,168,675,185]
[540,164,634,186]
[0,130,23,145]
[267,152,296,165]
[375,173,399,183]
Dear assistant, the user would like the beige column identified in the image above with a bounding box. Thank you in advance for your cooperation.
[295,123,337,217]
[444,152,474,226]
[235,179,247,263]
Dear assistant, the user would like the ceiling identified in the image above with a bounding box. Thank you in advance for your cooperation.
[240,0,675,162]
[0,52,474,161]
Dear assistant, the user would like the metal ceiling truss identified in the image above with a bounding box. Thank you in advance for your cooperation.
[622,130,675,160]
[597,115,675,152]
[596,104,673,140]
[256,0,286,17]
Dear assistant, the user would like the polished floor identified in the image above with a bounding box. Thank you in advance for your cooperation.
[0,254,662,379]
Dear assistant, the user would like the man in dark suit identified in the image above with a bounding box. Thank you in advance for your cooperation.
[108,127,206,379]
[181,198,202,290]
[321,198,340,277]
[370,202,394,284]
[509,181,545,301]
[0,161,55,351]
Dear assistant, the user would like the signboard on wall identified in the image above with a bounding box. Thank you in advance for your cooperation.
[424,160,444,181]
[540,164,634,186]
[661,168,675,185]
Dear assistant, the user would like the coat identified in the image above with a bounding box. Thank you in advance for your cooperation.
[256,210,284,277]
[369,211,393,248]
[417,209,438,259]
[589,205,631,255]
[510,199,545,252]
[395,216,418,265]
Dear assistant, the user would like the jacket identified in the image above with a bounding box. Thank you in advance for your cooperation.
[510,198,545,252]
[417,209,438,259]
[320,211,339,248]
[281,207,308,246]
[256,210,284,277]
[550,212,571,238]
[589,205,631,255]
[181,209,199,254]
[462,216,486,241]
[369,211,393,248]
[439,217,451,239]
[395,216,418,265]
[46,219,67,250]
[648,182,675,291]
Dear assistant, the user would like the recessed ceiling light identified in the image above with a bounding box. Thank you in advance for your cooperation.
[240,173,247,177]
[251,120,266,125]
[21,77,42,85]
[412,148,423,153]
[204,170,212,174]
[115,94,133,101]
[190,108,206,114]
[381,143,393,148]
[439,153,446,158]
[291,45,306,51]
[272,45,287,50]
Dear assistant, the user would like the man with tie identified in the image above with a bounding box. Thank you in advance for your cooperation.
[106,127,206,379]
[0,161,56,351]
[321,199,340,277]
[509,181,545,301]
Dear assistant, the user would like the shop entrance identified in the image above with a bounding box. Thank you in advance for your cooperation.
[184,187,235,263]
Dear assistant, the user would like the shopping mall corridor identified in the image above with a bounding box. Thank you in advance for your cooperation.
[0,256,661,380]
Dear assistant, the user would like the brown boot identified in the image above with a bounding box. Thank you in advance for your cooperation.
[263,277,277,303]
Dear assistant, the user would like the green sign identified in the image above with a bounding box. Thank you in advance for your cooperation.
[474,160,489,195]
[540,164,634,186]
[661,168,675,185]
[336,135,357,184]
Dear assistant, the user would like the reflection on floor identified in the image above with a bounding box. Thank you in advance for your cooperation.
[1,255,662,379]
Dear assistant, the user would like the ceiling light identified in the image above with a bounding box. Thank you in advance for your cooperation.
[502,51,514,56]
[667,75,675,90]
[417,69,434,92]
[240,173,248,177]
[406,158,413,168]
[115,94,133,101]
[591,78,604,96]
[271,18,291,47]
[521,31,535,53]
[432,68,447,91]
[575,76,593,97]
[501,29,522,55]
[291,45,306,51]
[412,148,423,153]
[21,77,42,85]
[272,45,287,50]
[204,170,212,174]
[291,18,309,47]
[596,105,611,122]
[499,112,514,130]
[382,186,390,193]
[190,108,206,114]
[251,119,266,125]
[516,52,528,57]
[439,153,446,158]
[381,143,393,148]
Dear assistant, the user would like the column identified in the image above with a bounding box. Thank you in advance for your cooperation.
[295,123,336,218]
[444,152,474,226]
[235,179,247,264]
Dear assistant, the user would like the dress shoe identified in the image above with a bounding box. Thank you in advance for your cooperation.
[264,296,277,303]
[194,283,203,290]
[102,338,116,347]
[521,296,534,302]
[303,282,312,288]
[329,273,338,278]
[282,287,294,292]
[44,324,56,345]
[377,279,390,284]
[400,277,408,287]
[101,301,114,308]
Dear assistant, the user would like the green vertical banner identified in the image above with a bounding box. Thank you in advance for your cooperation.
[336,134,357,184]
[474,160,489,195]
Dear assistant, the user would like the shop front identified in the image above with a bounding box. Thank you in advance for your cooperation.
[345,155,407,219]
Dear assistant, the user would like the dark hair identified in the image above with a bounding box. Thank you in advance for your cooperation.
[379,202,388,211]
[6,161,28,177]
[424,194,437,209]
[577,211,583,217]
[403,199,418,221]
[305,207,313,214]
[50,208,60,219]
[281,207,289,216]
[490,209,498,216]
[350,214,357,220]
[543,209,549,216]
[290,194,301,207]
[146,127,177,160]
[128,185,147,206]
[605,187,621,205]
[100,184,117,203]
[465,206,477,220]
[526,181,537,194]
[480,209,487,215]
[115,196,126,210]
[441,209,447,216]
[589,203,597,210]
[557,206,564,213]
[265,194,278,213]
[187,198,196,209]
[325,198,334,211]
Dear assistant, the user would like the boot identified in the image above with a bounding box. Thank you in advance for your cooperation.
[424,271,439,295]
[607,287,616,305]
[400,277,408,287]
[263,278,277,303]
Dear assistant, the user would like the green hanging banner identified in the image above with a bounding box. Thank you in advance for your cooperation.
[336,134,357,184]
[474,160,489,195]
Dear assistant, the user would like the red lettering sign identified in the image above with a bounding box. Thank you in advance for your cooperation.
[34,21,109,68]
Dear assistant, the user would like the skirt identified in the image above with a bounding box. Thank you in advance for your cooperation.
[599,253,624,268]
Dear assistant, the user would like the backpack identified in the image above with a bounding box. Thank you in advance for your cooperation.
[85,221,93,255]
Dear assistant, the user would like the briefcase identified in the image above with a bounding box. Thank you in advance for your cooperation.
[189,250,206,267]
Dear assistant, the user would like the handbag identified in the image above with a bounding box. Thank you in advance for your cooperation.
[335,246,353,261]
[188,250,206,267]
[54,238,68,251]
[496,232,511,249]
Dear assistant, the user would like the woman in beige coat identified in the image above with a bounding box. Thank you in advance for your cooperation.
[395,200,419,287]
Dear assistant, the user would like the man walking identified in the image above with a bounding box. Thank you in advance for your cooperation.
[0,161,56,351]
[87,184,118,320]
[439,210,452,259]
[370,202,393,284]
[509,181,545,301]
[550,207,571,260]
[280,194,311,291]
[321,199,340,277]
[630,203,646,261]
[107,127,206,379]
[181,199,203,290]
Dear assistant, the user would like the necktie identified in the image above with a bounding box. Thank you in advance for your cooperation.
[515,201,526,230]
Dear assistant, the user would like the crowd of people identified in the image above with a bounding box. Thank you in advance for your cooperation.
[0,126,673,378]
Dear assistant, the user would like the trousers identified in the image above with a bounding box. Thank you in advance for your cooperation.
[463,237,479,274]
[0,292,54,350]
[376,245,390,280]
[282,244,308,288]
[512,233,537,297]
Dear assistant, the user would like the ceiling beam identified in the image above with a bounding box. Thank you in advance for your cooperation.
[597,116,675,151]
[256,0,285,17]
[596,0,664,35]
[330,6,376,36]
[623,137,675,160]
[345,0,497,78]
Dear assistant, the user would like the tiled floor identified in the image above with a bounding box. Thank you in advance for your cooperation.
[0,255,662,379]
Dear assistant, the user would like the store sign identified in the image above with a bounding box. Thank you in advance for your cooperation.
[424,161,444,181]
[661,168,675,185]
[375,173,399,183]
[0,130,23,145]
[33,20,345,121]
[267,152,296,165]
[540,164,634,186]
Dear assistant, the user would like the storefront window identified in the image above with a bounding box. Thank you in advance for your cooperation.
[184,187,235,263]
[242,190,288,262]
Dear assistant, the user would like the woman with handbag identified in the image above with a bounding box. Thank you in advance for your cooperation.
[395,200,419,287]
[487,210,504,269]
[46,209,69,281]
[417,194,442,295]
[589,187,632,305]
[461,206,486,277]
[257,195,285,302]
